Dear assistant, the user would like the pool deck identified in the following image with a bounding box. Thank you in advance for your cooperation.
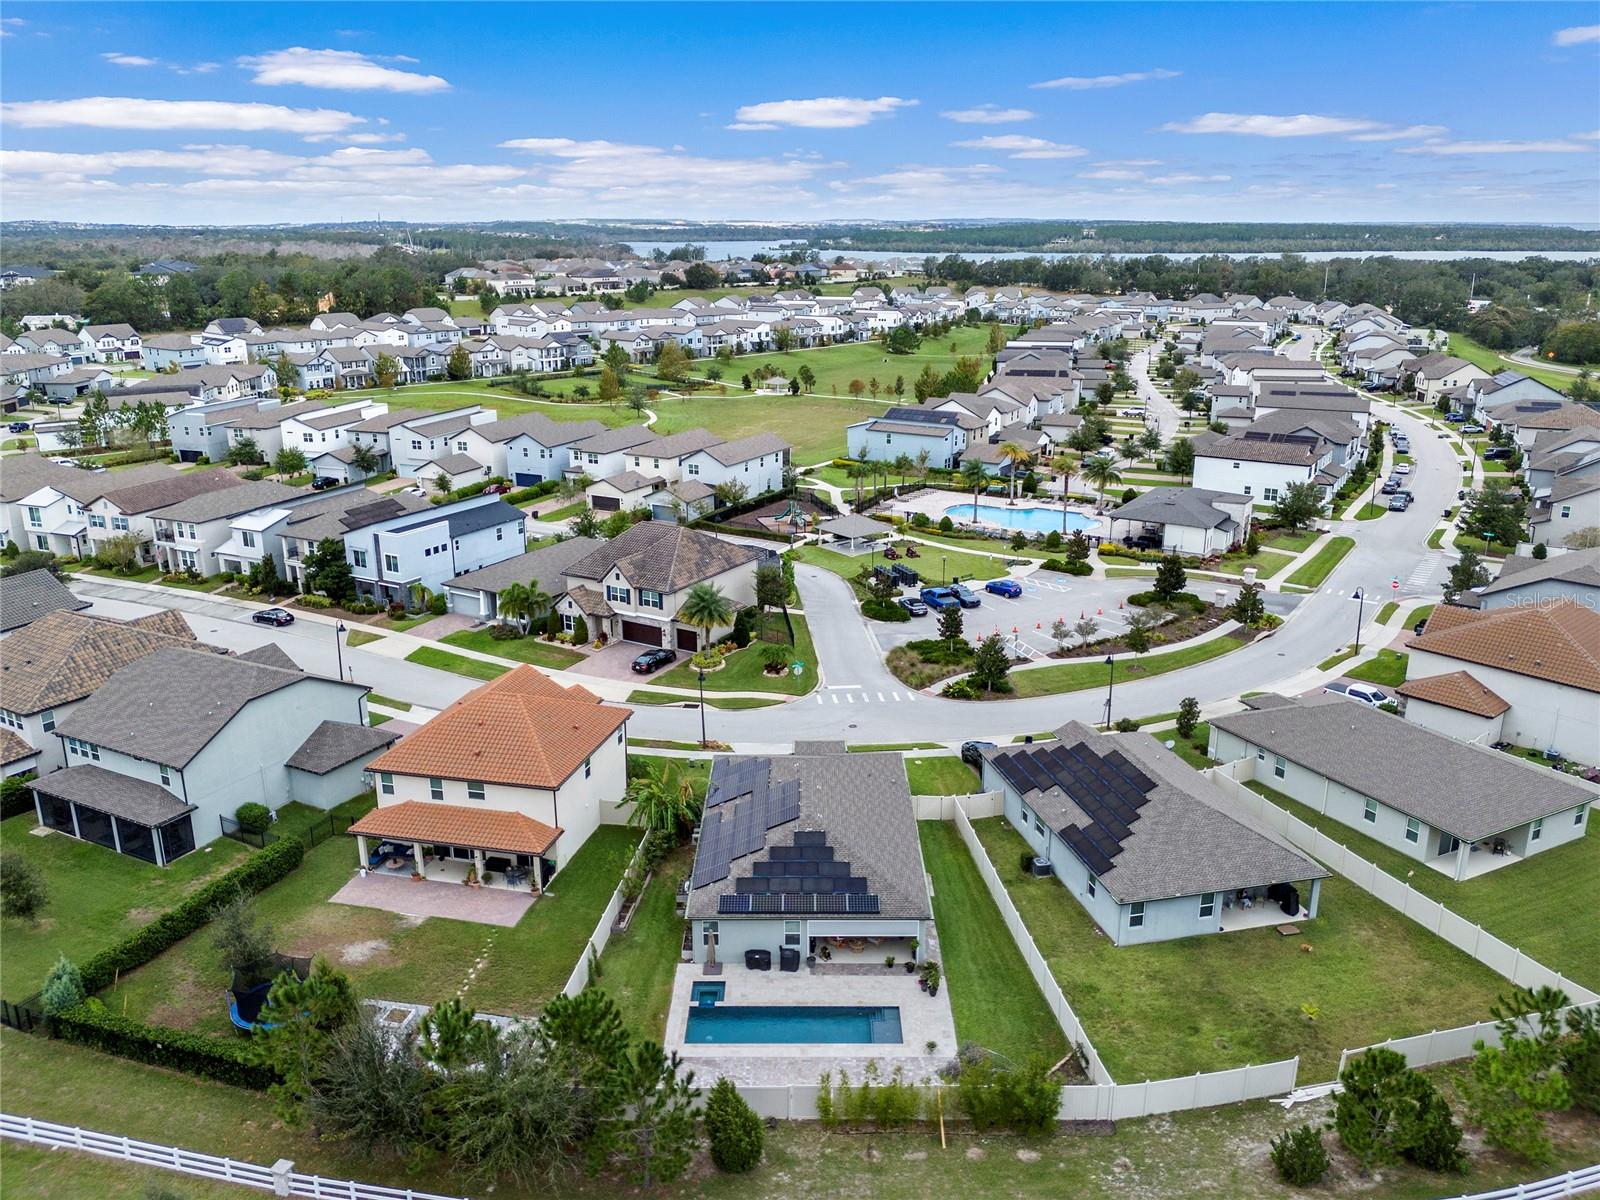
[665,961,958,1086]
[883,489,1106,537]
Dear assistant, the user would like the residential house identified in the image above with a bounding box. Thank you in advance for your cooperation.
[342,493,527,608]
[442,536,604,621]
[0,568,89,633]
[274,491,432,592]
[166,397,274,464]
[147,479,306,577]
[676,433,790,501]
[78,324,142,363]
[503,417,607,486]
[356,667,631,884]
[563,425,660,482]
[846,410,967,469]
[140,333,209,372]
[1467,547,1600,612]
[1210,693,1597,879]
[388,408,498,478]
[1482,398,1600,451]
[1530,473,1600,549]
[82,469,246,566]
[1405,353,1491,405]
[0,455,173,557]
[1106,487,1254,556]
[980,723,1328,945]
[1191,431,1340,507]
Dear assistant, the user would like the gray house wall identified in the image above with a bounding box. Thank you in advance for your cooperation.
[287,759,373,811]
[691,917,924,965]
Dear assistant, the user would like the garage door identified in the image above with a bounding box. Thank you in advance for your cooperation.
[176,449,203,463]
[591,495,620,512]
[621,620,662,646]
[514,471,541,487]
[675,627,698,652]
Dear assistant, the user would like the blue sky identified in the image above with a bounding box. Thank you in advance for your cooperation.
[2,2,1597,226]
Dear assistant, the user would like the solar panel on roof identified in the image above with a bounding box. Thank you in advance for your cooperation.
[718,895,752,914]
[794,830,827,846]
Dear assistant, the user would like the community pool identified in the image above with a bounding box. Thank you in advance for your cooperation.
[943,503,1098,533]
[685,1005,903,1045]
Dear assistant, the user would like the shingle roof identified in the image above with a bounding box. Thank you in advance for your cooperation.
[349,800,561,856]
[1109,487,1252,530]
[420,452,485,476]
[818,514,896,539]
[444,537,604,596]
[365,665,626,790]
[696,432,791,465]
[31,764,194,826]
[1396,671,1510,718]
[100,469,244,516]
[0,609,216,713]
[593,470,665,494]
[286,720,399,774]
[1478,547,1600,596]
[1211,694,1599,841]
[629,429,725,460]
[219,400,328,430]
[1405,599,1600,693]
[569,425,657,454]
[562,521,765,594]
[147,479,302,524]
[0,569,89,632]
[1194,433,1324,466]
[0,728,39,768]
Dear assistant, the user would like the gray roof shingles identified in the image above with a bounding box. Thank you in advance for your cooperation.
[32,764,195,826]
[286,720,399,774]
[0,569,89,632]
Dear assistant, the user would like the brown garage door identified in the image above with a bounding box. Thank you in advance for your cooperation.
[620,620,662,645]
[591,495,620,512]
[675,627,698,652]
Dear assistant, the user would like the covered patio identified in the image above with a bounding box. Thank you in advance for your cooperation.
[31,764,199,866]
[1217,878,1323,932]
[347,799,563,896]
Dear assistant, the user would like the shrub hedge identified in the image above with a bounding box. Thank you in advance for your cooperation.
[76,837,305,996]
[1,772,37,821]
[1039,558,1093,576]
[54,1001,278,1090]
[1127,590,1207,615]
[861,598,911,622]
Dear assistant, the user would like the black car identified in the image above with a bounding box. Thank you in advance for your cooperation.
[960,740,996,768]
[898,596,929,616]
[1413,617,1428,635]
[310,476,340,490]
[252,607,294,627]
[1483,447,1511,461]
[630,647,677,674]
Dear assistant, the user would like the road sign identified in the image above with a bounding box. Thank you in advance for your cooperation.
[791,661,804,676]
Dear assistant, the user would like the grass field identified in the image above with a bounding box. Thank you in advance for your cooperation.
[1206,548,1295,579]
[1345,648,1408,687]
[1448,332,1576,395]
[732,324,995,401]
[403,645,510,680]
[918,822,1068,1065]
[1004,632,1249,700]
[1284,536,1355,588]
[1354,502,1388,521]
[655,614,818,695]
[971,817,1510,1081]
[789,540,1010,588]
[905,755,980,795]
[344,629,384,648]
[625,689,783,710]
[1248,782,1600,989]
[594,842,694,1045]
[439,627,584,669]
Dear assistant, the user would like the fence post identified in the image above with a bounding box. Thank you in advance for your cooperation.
[270,1158,294,1197]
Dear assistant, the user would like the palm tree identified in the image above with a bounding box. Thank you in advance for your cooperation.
[892,452,914,492]
[525,577,551,628]
[998,444,1034,501]
[348,441,383,477]
[497,581,532,634]
[1081,452,1123,511]
[679,582,733,649]
[847,461,869,506]
[621,761,701,835]
[1050,450,1077,539]
[959,457,988,521]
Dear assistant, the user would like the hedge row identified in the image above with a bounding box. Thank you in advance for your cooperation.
[54,1002,277,1091]
[1039,559,1093,576]
[1,772,36,821]
[77,837,305,996]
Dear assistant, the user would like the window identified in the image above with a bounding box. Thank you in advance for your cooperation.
[496,526,504,541]
[605,584,631,605]
[351,549,368,569]
[1405,818,1420,844]
[1531,817,1543,843]
[639,589,663,610]
[702,920,719,948]
[687,463,700,476]
[1363,798,1378,824]
[1560,505,1572,520]
[429,778,444,802]
[379,772,394,796]
[303,432,314,443]
[1129,902,1145,928]
[34,535,47,551]
[1199,892,1215,919]
[40,709,55,733]
[241,531,256,549]
[411,439,423,451]
[784,920,801,947]
[1576,806,1588,827]
[1256,748,1266,762]
[89,514,106,528]
[1231,462,1240,469]
[1086,874,1097,899]
[159,764,171,787]
[1273,755,1287,779]
[1262,487,1280,503]
[25,506,41,527]
[67,737,101,761]
[584,757,592,779]
[616,729,624,745]
[383,553,399,573]
[562,612,575,633]
[0,709,21,730]
[467,781,485,802]
[456,441,467,453]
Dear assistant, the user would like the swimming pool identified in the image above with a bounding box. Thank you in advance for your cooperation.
[943,503,1098,533]
[686,1005,903,1045]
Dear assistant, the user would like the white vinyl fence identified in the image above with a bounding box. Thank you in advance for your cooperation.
[913,790,1002,822]
[1338,1000,1600,1078]
[0,1113,467,1200]
[1438,1163,1600,1200]
[1209,761,1600,1005]
[559,837,645,998]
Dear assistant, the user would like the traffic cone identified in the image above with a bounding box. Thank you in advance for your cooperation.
[1097,606,1103,616]
[1118,599,1124,610]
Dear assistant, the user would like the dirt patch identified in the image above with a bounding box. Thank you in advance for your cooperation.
[340,938,391,965]
[125,907,164,927]
[964,1146,985,1161]
[1016,1148,1041,1162]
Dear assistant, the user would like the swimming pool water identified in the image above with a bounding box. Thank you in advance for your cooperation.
[943,503,1098,533]
[685,1005,903,1045]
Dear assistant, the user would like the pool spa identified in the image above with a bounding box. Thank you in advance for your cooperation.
[943,502,1098,533]
[686,1004,903,1045]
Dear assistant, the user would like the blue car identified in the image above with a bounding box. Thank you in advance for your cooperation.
[918,586,961,611]
[950,583,982,609]
[985,578,1022,598]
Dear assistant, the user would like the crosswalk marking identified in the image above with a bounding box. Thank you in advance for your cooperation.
[813,688,919,704]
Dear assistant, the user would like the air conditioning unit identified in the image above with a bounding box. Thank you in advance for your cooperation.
[1029,857,1054,878]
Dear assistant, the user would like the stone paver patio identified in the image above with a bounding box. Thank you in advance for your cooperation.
[331,873,535,927]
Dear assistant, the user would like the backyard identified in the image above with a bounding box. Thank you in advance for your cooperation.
[905,755,980,795]
[970,817,1510,1082]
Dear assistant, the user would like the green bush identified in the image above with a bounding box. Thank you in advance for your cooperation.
[0,848,47,920]
[938,515,955,532]
[1270,1123,1330,1186]
[704,1077,764,1172]
[1127,590,1206,615]
[345,599,381,615]
[940,677,979,699]
[76,837,305,995]
[905,637,975,665]
[298,594,333,608]
[428,594,448,616]
[1040,558,1093,576]
[1113,717,1139,732]
[489,623,522,640]
[861,598,911,622]
[730,606,759,649]
[573,615,589,643]
[1,770,36,820]
[234,802,272,834]
[54,1000,278,1090]
[41,955,84,1014]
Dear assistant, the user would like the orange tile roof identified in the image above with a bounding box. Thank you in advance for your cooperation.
[366,665,628,789]
[1396,671,1511,718]
[1405,598,1600,694]
[349,800,561,855]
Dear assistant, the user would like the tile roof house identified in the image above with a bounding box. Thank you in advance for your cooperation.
[357,666,631,881]
[0,568,89,632]
[34,646,371,864]
[980,722,1328,945]
[1210,694,1597,879]
[1398,598,1600,763]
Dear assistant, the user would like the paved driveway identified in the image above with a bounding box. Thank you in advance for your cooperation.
[567,639,664,682]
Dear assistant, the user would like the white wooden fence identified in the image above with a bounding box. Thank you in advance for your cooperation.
[0,1113,467,1200]
[559,837,645,998]
[1209,760,1600,1005]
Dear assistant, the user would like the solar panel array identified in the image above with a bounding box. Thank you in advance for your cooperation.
[692,758,802,888]
[990,740,1159,877]
[718,893,881,915]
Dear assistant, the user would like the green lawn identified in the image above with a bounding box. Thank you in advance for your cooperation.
[1104,566,1156,578]
[107,813,639,1030]
[654,614,818,695]
[1448,332,1576,395]
[1346,649,1409,687]
[971,817,1510,1082]
[1411,603,1436,628]
[919,822,1068,1065]
[647,391,886,465]
[403,645,510,681]
[1375,601,1399,625]
[593,843,692,1045]
[1354,503,1388,521]
[369,712,393,726]
[440,627,584,669]
[897,526,1045,562]
[789,540,1008,588]
[540,500,587,523]
[1316,646,1358,672]
[1206,548,1295,579]
[1284,536,1355,588]
[366,692,412,711]
[1452,533,1509,559]
[625,689,782,710]
[1004,633,1249,700]
[344,629,384,648]
[905,756,980,795]
[0,814,252,1000]
[731,324,994,402]
[1427,528,1446,548]
[1248,782,1600,989]
[1262,529,1321,554]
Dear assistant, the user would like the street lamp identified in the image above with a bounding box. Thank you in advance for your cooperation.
[1351,588,1366,654]
[1102,655,1116,727]
[697,668,708,749]
[941,555,947,586]
[335,621,348,681]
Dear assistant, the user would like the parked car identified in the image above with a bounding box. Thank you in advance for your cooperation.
[630,647,677,674]
[918,586,960,611]
[1483,447,1511,461]
[252,608,294,627]
[1380,479,1400,495]
[1462,424,1484,434]
[1387,494,1410,511]
[1446,412,1466,423]
[1323,680,1389,707]
[889,563,921,587]
[1394,463,1411,475]
[7,421,30,433]
[897,596,929,617]
[960,740,996,768]
[483,482,512,494]
[985,578,1022,598]
[950,583,982,609]
[310,476,340,491]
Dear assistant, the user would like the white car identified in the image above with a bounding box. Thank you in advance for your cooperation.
[1394,463,1411,475]
[1324,681,1389,707]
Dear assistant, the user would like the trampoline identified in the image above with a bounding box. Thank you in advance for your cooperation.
[227,954,311,1032]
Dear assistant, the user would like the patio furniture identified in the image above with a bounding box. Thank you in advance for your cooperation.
[745,949,771,971]
[780,947,800,972]
[504,864,529,888]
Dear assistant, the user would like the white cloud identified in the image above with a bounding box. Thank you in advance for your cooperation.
[1079,165,1227,184]
[1396,137,1593,155]
[101,53,157,67]
[239,47,449,93]
[500,137,828,196]
[1032,68,1179,91]
[941,105,1034,124]
[1162,112,1434,139]
[951,134,1087,159]
[727,96,916,129]
[1553,25,1600,46]
[302,130,408,145]
[0,96,365,134]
